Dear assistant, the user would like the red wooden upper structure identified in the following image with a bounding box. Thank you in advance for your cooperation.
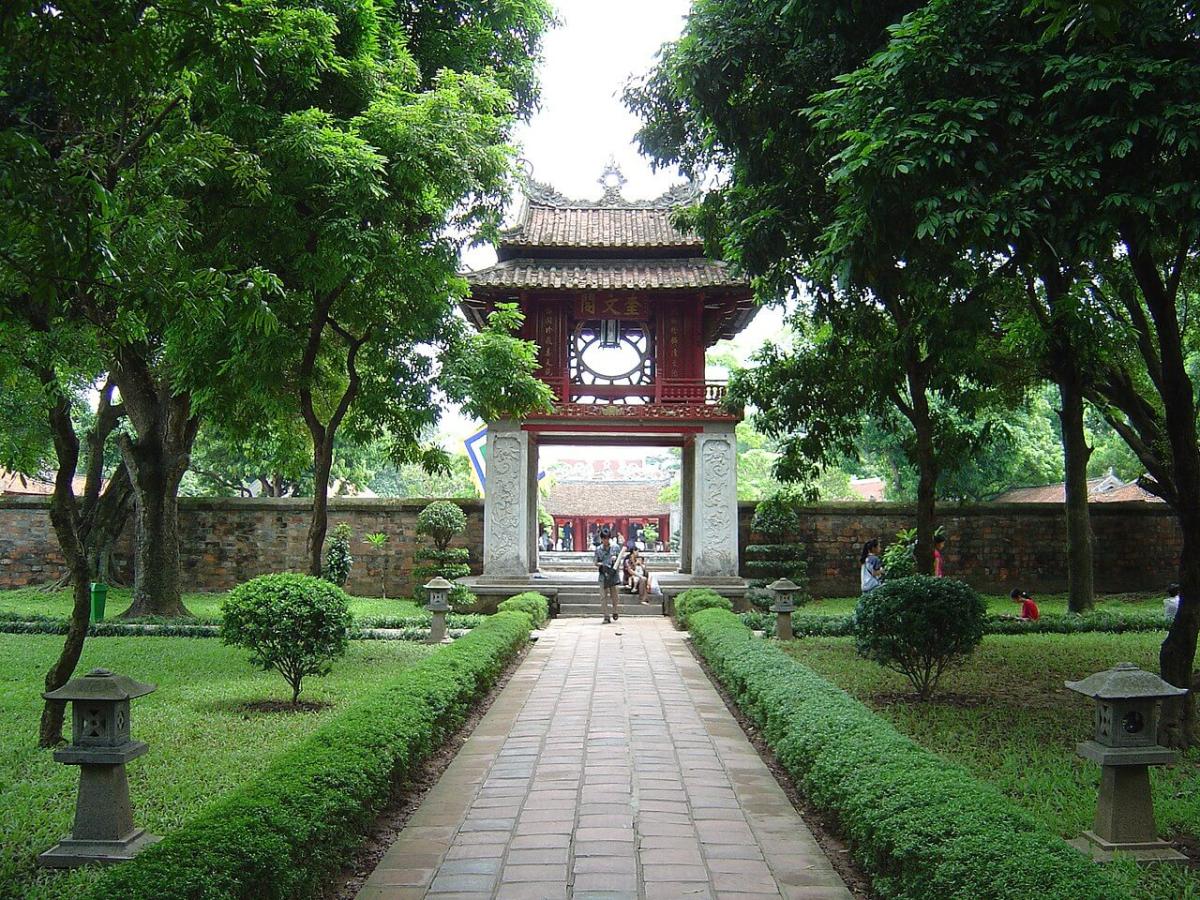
[462,166,755,424]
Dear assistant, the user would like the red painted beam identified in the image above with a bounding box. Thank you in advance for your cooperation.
[521,423,704,434]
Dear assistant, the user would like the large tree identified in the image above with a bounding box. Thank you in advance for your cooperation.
[802,0,1200,741]
[627,0,1019,572]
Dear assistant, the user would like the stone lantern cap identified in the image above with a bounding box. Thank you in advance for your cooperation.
[767,578,800,594]
[1065,662,1187,701]
[43,668,156,702]
[423,577,454,592]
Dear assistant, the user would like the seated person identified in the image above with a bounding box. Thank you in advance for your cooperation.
[623,549,650,602]
[1165,582,1181,623]
[1000,588,1039,621]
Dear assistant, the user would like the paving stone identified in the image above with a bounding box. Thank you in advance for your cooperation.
[355,620,851,900]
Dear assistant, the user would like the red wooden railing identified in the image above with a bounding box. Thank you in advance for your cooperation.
[551,378,728,405]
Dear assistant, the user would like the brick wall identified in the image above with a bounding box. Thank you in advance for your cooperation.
[0,496,485,597]
[737,501,1182,596]
[0,496,1181,598]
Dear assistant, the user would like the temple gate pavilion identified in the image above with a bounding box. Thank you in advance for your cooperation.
[459,164,757,612]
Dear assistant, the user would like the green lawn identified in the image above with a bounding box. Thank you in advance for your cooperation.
[802,590,1161,617]
[1,634,432,899]
[783,632,1200,899]
[0,586,423,623]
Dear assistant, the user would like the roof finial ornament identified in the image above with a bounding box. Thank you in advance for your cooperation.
[598,156,627,203]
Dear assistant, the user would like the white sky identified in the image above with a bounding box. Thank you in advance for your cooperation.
[446,0,785,461]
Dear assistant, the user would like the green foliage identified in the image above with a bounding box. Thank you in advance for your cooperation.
[673,588,733,629]
[416,501,468,551]
[688,609,1125,900]
[855,576,987,699]
[85,611,531,900]
[497,592,550,629]
[738,608,1167,638]
[220,575,353,703]
[0,634,432,897]
[880,528,918,580]
[750,492,801,540]
[322,523,354,587]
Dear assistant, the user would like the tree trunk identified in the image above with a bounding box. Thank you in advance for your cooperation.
[1161,516,1200,747]
[907,366,937,575]
[1056,368,1095,613]
[38,390,92,747]
[119,431,192,618]
[307,438,334,576]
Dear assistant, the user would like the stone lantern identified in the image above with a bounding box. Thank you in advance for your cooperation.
[1065,662,1187,862]
[39,668,160,867]
[767,577,800,641]
[424,576,453,644]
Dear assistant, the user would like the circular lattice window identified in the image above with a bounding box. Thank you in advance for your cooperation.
[570,320,654,389]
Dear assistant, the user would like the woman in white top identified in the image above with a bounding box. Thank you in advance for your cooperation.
[860,539,883,593]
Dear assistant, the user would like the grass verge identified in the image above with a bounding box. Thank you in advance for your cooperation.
[785,631,1200,900]
[81,609,533,900]
[689,608,1125,899]
[1,635,433,899]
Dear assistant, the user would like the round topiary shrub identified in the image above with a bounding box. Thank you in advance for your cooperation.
[674,588,734,629]
[417,500,468,551]
[220,574,353,704]
[854,575,986,699]
[751,491,802,541]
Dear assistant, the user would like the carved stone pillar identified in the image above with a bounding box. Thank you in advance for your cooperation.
[690,424,739,577]
[483,421,534,577]
[678,439,694,574]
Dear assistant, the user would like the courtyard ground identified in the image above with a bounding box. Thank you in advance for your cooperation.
[784,632,1200,900]
[358,617,851,899]
[0,634,432,899]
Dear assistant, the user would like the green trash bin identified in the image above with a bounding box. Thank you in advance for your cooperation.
[90,582,108,623]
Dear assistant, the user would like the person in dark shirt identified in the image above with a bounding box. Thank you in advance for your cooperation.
[594,527,621,624]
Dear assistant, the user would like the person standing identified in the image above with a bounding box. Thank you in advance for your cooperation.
[595,527,621,623]
[933,534,946,577]
[861,539,883,593]
[562,521,574,552]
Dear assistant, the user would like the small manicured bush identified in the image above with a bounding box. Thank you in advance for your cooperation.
[750,491,801,539]
[674,588,733,629]
[416,500,468,550]
[855,575,986,699]
[221,574,353,704]
[880,526,917,579]
[86,610,532,900]
[322,523,354,586]
[497,591,550,628]
[688,609,1124,900]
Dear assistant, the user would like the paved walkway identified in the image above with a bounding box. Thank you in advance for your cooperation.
[358,618,851,900]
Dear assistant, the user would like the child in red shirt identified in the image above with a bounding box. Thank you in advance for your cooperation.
[1007,588,1039,620]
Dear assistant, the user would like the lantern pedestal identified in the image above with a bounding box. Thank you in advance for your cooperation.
[1065,663,1188,864]
[39,668,159,868]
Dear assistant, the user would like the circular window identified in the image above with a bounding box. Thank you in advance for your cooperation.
[570,320,654,387]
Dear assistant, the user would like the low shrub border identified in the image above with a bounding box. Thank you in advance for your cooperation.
[0,620,470,641]
[673,588,733,628]
[738,609,1167,637]
[82,609,534,900]
[689,608,1124,899]
[497,592,550,629]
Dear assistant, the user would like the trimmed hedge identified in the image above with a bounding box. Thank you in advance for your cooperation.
[689,609,1123,900]
[674,588,733,629]
[84,610,533,900]
[497,592,550,629]
[738,609,1167,637]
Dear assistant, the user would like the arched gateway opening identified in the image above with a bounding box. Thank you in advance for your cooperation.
[459,167,757,614]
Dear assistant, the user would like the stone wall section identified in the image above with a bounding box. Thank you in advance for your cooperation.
[0,495,1180,597]
[0,496,485,597]
[738,501,1182,596]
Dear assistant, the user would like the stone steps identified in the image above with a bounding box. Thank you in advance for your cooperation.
[556,590,665,617]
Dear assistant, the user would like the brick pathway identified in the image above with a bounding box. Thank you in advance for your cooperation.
[358,618,852,900]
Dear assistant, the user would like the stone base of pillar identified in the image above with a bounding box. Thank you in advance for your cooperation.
[1068,831,1186,864]
[39,828,160,868]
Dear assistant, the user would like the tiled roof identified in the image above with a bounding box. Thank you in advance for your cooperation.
[993,475,1163,503]
[466,258,747,291]
[502,206,700,249]
[544,480,673,518]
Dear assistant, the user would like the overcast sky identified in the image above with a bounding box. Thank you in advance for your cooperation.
[449,0,785,460]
